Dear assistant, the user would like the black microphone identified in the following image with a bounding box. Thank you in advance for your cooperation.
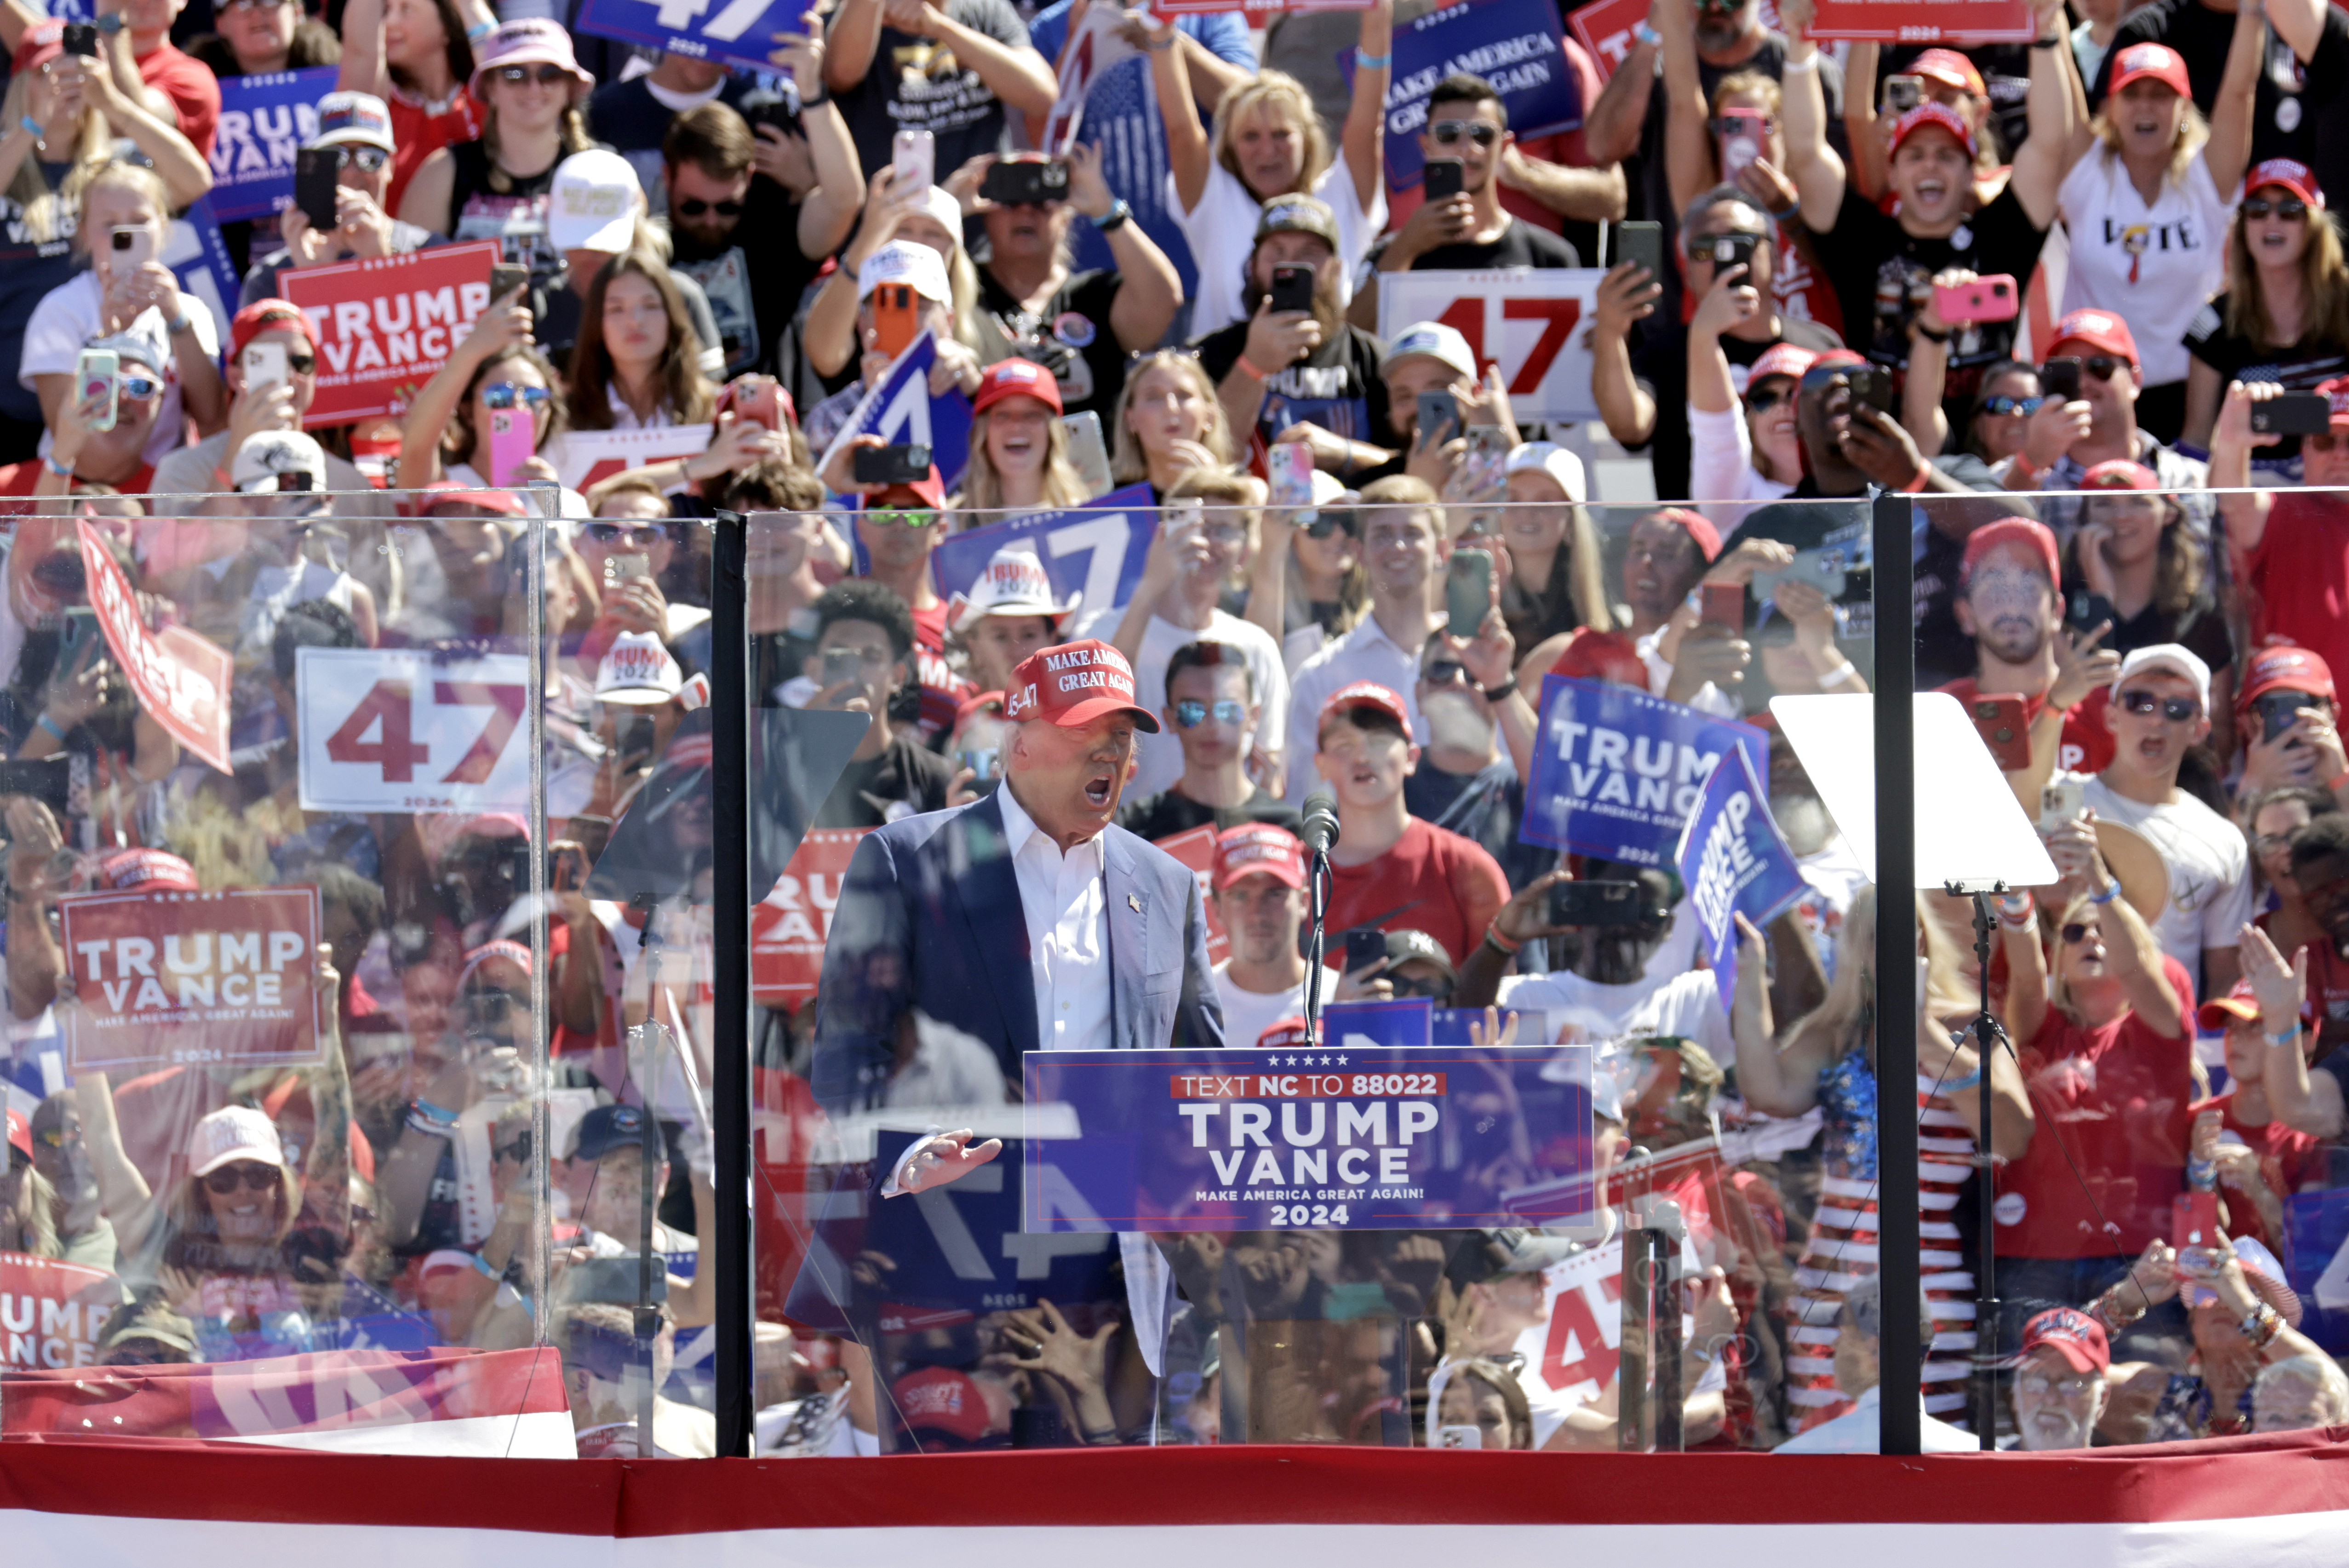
[1300,790,1341,855]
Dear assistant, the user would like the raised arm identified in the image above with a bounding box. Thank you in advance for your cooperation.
[1776,0,1847,229]
[1068,139,1181,349]
[2210,379,2280,553]
[1145,12,1213,213]
[1657,0,1716,218]
[72,1069,164,1268]
[825,0,886,95]
[397,299,529,488]
[1998,895,2052,1052]
[772,27,865,261]
[1338,0,1392,214]
[2009,0,2086,230]
[2242,920,2344,1138]
[2201,0,2265,203]
[922,0,1056,115]
[1582,18,1658,167]
[2066,814,2184,1036]
[84,54,212,209]
[1840,42,1887,204]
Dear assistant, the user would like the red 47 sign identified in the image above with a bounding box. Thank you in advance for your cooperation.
[1377,269,1605,424]
[294,647,530,813]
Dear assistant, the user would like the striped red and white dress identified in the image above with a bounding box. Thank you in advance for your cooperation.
[1783,1057,1980,1432]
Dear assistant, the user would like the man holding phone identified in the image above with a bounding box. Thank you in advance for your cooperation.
[1997,311,2208,527]
[1196,195,1390,472]
[242,94,430,306]
[803,579,957,829]
[150,299,377,509]
[1351,73,1581,332]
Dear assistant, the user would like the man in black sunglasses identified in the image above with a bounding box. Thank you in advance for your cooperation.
[1117,640,1298,841]
[242,92,431,308]
[1352,73,1580,331]
[2001,309,2209,533]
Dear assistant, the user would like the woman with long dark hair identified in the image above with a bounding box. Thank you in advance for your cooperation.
[2182,161,2349,459]
[566,251,715,432]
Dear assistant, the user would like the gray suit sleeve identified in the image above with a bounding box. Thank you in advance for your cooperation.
[1170,860,1227,1052]
[810,830,911,1114]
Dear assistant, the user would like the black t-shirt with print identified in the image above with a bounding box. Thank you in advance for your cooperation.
[2183,290,2349,464]
[2091,0,2349,208]
[813,733,957,828]
[1407,218,1581,271]
[672,176,816,379]
[1117,786,1301,841]
[1629,318,1844,504]
[1194,319,1392,453]
[1810,183,2048,416]
[829,0,1031,195]
[975,265,1129,419]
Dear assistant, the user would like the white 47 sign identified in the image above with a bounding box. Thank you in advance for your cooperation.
[1377,268,1606,423]
[296,648,530,813]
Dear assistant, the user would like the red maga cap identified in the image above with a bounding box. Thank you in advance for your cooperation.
[2080,459,2159,492]
[1212,823,1307,893]
[2109,41,2191,100]
[96,848,201,893]
[1960,516,2060,589]
[231,298,320,359]
[2019,1306,2110,1374]
[971,358,1063,417]
[1317,680,1413,742]
[6,1105,28,1161]
[1653,506,1722,564]
[2236,642,2335,710]
[1746,342,1819,389]
[2049,308,2140,367]
[1004,640,1161,732]
[2317,375,2349,427]
[1889,102,1977,159]
[1256,1017,1316,1051]
[891,1366,993,1442]
[2245,158,2324,210]
[1910,48,1987,96]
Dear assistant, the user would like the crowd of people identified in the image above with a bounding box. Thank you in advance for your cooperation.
[0,0,2347,1464]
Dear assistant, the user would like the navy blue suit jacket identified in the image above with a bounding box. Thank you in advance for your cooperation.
[810,788,1226,1113]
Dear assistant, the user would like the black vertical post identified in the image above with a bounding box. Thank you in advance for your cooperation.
[711,511,753,1458]
[1873,491,1922,1457]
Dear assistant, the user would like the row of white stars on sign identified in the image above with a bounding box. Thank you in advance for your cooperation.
[1266,1056,1349,1066]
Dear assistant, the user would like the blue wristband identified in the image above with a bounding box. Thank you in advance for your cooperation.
[18,117,40,138]
[2270,1023,2302,1047]
[466,20,492,39]
[1942,1063,1984,1094]
[1354,48,1391,69]
[2089,880,2120,904]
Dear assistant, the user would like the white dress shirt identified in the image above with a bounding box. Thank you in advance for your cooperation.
[997,781,1114,1053]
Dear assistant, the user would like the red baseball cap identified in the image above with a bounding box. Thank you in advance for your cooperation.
[416,481,532,518]
[1959,516,2060,588]
[1004,640,1161,732]
[2245,158,2324,211]
[971,358,1063,418]
[1653,506,1722,564]
[953,690,1006,731]
[1212,823,1307,893]
[1746,342,1818,390]
[2198,979,2317,1033]
[230,298,321,359]
[2237,642,2335,710]
[6,1105,29,1162]
[1910,48,1986,96]
[2019,1306,2110,1374]
[2080,459,2159,492]
[891,1366,993,1442]
[1888,102,1978,160]
[1256,1017,1316,1051]
[1317,680,1413,743]
[2317,375,2349,429]
[2048,308,2140,367]
[2109,42,2191,100]
[13,18,63,74]
[96,848,201,893]
[862,470,949,510]
[1551,627,1649,689]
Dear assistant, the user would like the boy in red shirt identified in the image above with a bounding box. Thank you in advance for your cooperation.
[1312,681,1508,968]
[2190,986,2324,1259]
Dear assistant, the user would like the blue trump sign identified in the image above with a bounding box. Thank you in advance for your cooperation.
[1675,745,1807,1012]
[1021,1044,1593,1233]
[208,68,341,223]
[1520,676,1770,867]
[930,482,1157,622]
[576,0,802,73]
[820,332,973,497]
[1359,0,1585,195]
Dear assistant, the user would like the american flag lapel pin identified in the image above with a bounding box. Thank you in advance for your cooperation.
[1127,893,1141,912]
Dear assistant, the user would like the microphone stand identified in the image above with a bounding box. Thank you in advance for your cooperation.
[1947,880,2014,1450]
[1302,847,1332,1042]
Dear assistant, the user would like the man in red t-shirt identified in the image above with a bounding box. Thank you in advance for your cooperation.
[1938,516,2118,809]
[1312,681,1508,967]
[2190,987,2324,1259]
[2216,378,2349,687]
[108,0,220,158]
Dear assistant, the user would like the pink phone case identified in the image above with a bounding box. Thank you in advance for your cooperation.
[487,409,535,488]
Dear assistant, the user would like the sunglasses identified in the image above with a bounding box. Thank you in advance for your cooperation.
[2119,689,2199,722]
[2060,921,2092,944]
[1708,116,1778,137]
[2254,831,2297,858]
[495,1131,532,1163]
[483,381,551,409]
[201,1160,279,1195]
[586,521,664,547]
[2044,355,2125,383]
[118,374,161,401]
[318,145,390,173]
[1799,364,1853,391]
[1745,383,1791,412]
[866,508,936,527]
[1422,659,1471,686]
[496,63,573,87]
[2242,197,2309,221]
[1174,698,1247,728]
[676,197,744,218]
[1981,394,2044,417]
[1429,121,1501,147]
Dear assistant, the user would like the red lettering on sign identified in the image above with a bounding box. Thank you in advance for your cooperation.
[1436,296,1486,374]
[323,681,431,781]
[1543,1276,1621,1393]
[1502,298,1583,394]
[433,682,527,784]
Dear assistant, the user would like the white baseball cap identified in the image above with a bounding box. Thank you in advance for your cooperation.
[947,543,1079,635]
[595,630,685,706]
[2113,643,2212,714]
[548,149,643,255]
[232,429,329,493]
[188,1105,285,1179]
[859,240,953,306]
[916,184,965,245]
[1381,320,1476,380]
[1505,441,1586,504]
